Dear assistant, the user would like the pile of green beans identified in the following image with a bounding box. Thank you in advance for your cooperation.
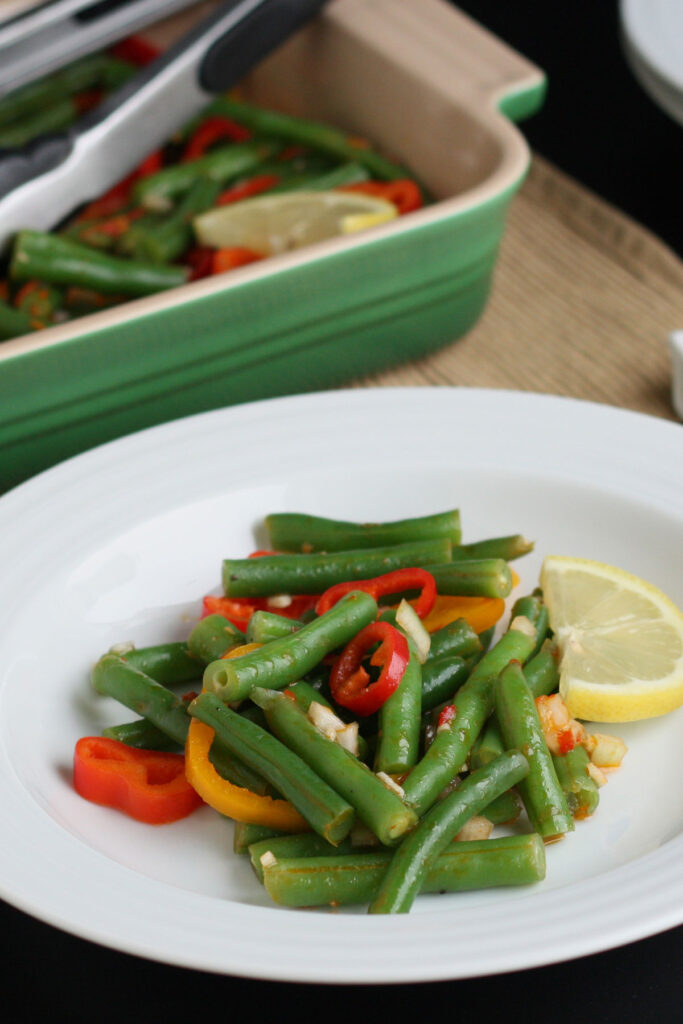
[82,507,611,914]
[0,45,428,342]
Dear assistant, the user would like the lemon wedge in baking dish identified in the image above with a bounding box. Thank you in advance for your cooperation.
[192,190,398,254]
[540,555,683,722]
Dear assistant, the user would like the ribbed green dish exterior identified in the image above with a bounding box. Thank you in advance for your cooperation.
[0,180,519,491]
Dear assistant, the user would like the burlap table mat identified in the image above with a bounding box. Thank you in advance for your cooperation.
[357,154,683,422]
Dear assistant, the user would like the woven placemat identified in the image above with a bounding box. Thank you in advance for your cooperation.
[357,154,683,422]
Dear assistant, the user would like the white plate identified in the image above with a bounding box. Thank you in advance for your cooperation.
[621,0,683,125]
[0,388,681,983]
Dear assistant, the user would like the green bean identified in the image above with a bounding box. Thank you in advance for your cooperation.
[261,833,545,907]
[420,655,470,712]
[279,681,371,763]
[92,654,268,793]
[207,98,419,184]
[187,614,245,664]
[482,787,523,825]
[92,654,191,745]
[375,637,422,775]
[204,591,377,703]
[265,509,461,552]
[0,97,82,147]
[0,298,33,340]
[368,750,529,913]
[13,280,62,325]
[428,559,513,599]
[0,54,134,129]
[223,538,452,597]
[245,610,304,644]
[248,832,355,882]
[252,687,418,846]
[273,162,371,192]
[523,639,560,698]
[495,661,574,840]
[552,746,600,820]
[117,642,203,686]
[401,614,539,817]
[426,618,482,662]
[133,141,277,210]
[451,535,534,563]
[102,718,179,751]
[10,231,187,296]
[470,718,505,769]
[121,176,220,263]
[233,822,285,855]
[189,691,355,845]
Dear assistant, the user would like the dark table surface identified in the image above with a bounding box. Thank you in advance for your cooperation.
[1,2,681,1018]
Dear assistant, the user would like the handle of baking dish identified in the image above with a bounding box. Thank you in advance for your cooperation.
[327,0,546,122]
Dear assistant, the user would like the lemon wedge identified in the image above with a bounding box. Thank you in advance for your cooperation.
[192,190,398,255]
[540,555,683,722]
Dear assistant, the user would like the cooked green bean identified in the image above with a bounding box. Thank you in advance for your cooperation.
[0,96,81,148]
[187,614,245,664]
[11,230,187,296]
[368,750,529,913]
[222,538,452,597]
[102,718,179,751]
[552,746,600,819]
[482,787,523,825]
[420,654,471,712]
[248,832,355,882]
[233,821,285,855]
[428,559,513,599]
[451,535,534,562]
[401,614,540,816]
[122,176,221,263]
[495,660,574,841]
[265,510,462,552]
[204,591,377,703]
[189,691,355,845]
[426,618,483,662]
[133,141,277,210]
[261,833,545,907]
[246,610,304,644]
[252,687,418,846]
[203,98,419,184]
[0,298,33,340]
[118,642,203,686]
[375,636,422,775]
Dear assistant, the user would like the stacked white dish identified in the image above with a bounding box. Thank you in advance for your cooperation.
[621,0,683,126]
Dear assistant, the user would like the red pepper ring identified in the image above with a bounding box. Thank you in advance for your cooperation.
[329,621,409,717]
[316,568,437,619]
[73,737,203,825]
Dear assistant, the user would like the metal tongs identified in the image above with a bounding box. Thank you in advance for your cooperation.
[0,0,205,95]
[0,0,331,250]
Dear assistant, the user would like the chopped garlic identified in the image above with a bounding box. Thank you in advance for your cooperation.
[395,599,431,663]
[454,816,494,842]
[586,732,627,768]
[336,722,359,756]
[510,615,536,638]
[259,850,277,869]
[267,593,293,609]
[376,771,405,797]
[308,701,346,734]
[108,641,136,655]
[586,762,608,787]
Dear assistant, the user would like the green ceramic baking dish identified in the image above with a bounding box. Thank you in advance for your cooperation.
[0,0,545,491]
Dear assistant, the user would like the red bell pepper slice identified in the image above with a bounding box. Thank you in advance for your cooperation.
[73,737,203,824]
[338,179,423,214]
[182,115,251,161]
[216,173,280,206]
[316,568,437,619]
[211,247,264,274]
[111,36,161,67]
[329,621,409,716]
[201,593,318,631]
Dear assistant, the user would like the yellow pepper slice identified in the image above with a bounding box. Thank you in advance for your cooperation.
[421,571,520,634]
[184,641,309,830]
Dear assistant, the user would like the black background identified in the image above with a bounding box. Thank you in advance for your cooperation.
[1,2,681,1020]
